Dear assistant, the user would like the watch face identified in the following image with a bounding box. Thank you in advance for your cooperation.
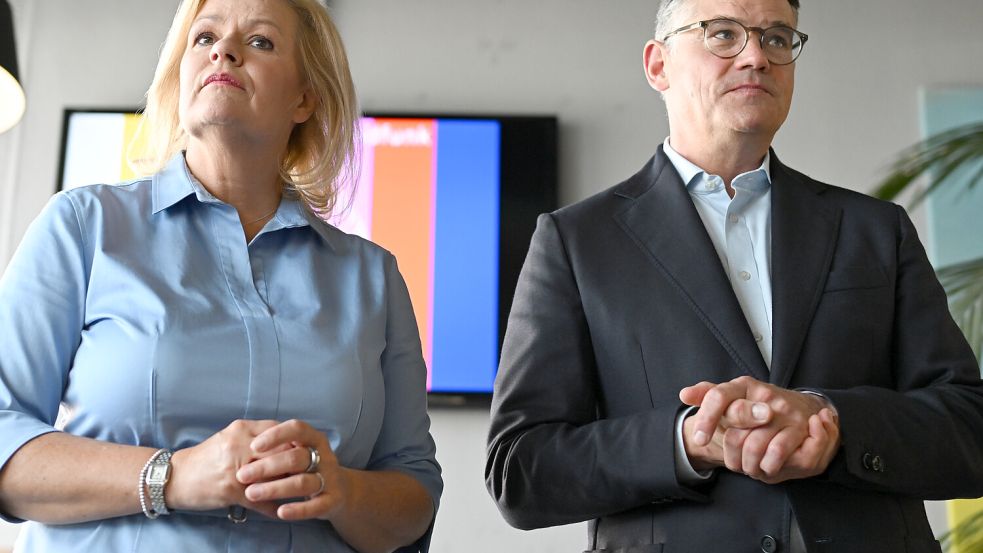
[149,465,169,482]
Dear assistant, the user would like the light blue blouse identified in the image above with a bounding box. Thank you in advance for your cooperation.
[0,154,442,551]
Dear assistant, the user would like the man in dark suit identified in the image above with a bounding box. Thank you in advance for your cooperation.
[485,0,983,551]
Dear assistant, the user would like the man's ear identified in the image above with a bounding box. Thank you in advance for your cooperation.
[643,40,670,92]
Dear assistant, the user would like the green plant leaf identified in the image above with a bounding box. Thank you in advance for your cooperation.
[874,122,983,205]
[940,508,983,551]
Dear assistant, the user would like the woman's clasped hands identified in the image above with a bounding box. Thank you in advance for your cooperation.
[168,419,349,522]
[239,419,351,522]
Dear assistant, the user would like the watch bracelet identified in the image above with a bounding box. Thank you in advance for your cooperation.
[139,448,171,519]
[148,449,173,516]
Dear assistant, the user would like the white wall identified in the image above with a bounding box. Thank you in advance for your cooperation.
[2,0,982,550]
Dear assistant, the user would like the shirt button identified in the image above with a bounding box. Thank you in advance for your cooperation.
[704,181,715,191]
[729,214,739,224]
[760,535,778,553]
[740,271,751,281]
[754,332,763,342]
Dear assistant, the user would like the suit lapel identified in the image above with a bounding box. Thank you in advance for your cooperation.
[768,155,842,387]
[614,149,770,381]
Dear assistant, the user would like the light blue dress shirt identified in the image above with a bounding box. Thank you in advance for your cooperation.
[663,138,774,367]
[663,140,808,552]
[0,154,442,552]
[664,138,774,483]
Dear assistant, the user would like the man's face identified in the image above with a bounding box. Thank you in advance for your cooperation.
[652,0,798,143]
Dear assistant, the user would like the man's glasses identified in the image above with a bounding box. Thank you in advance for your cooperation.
[662,18,808,66]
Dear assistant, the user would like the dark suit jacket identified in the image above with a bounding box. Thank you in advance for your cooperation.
[486,147,983,553]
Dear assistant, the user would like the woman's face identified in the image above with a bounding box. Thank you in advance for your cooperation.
[178,0,315,148]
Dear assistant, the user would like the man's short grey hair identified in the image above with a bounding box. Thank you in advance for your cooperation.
[654,0,801,42]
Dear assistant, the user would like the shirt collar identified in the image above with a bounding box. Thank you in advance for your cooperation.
[150,151,311,230]
[151,153,198,214]
[662,137,772,194]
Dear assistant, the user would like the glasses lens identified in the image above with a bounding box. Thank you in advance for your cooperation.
[762,26,801,64]
[704,19,747,57]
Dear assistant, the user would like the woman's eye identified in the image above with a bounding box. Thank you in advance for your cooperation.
[194,32,215,47]
[249,36,274,50]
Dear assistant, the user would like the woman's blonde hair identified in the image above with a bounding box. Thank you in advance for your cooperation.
[137,0,360,216]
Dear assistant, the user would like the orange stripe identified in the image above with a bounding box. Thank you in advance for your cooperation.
[370,120,435,370]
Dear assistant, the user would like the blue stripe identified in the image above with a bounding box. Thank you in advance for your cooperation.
[431,120,500,392]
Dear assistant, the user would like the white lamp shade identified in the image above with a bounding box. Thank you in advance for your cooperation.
[0,64,25,133]
[1,0,24,133]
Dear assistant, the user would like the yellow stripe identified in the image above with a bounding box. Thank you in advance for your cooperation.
[120,112,149,181]
[947,498,983,552]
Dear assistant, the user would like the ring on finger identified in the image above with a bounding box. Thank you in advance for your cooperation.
[305,446,320,473]
[308,472,325,500]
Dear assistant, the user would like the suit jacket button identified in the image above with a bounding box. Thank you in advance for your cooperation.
[760,535,778,552]
[872,455,884,472]
[862,452,873,470]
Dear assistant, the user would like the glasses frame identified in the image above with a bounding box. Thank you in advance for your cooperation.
[662,18,809,66]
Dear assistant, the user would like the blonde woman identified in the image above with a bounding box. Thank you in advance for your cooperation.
[0,0,440,551]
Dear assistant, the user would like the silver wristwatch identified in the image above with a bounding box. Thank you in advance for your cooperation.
[145,449,173,517]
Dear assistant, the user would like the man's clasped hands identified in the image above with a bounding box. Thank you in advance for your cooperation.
[680,376,841,484]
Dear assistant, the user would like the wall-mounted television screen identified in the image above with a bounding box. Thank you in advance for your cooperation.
[57,109,558,405]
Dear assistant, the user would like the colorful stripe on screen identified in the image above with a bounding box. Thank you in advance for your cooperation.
[335,117,501,392]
